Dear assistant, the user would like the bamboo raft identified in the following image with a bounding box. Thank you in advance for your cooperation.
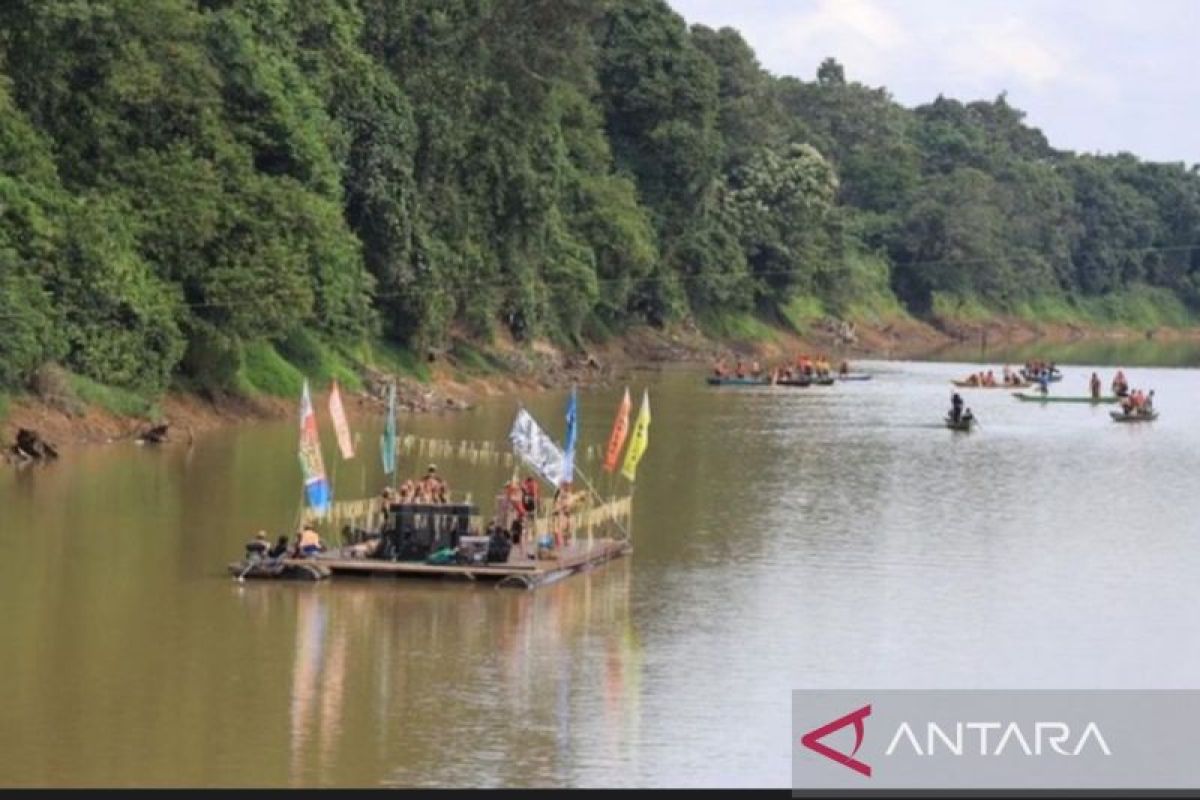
[229,538,630,589]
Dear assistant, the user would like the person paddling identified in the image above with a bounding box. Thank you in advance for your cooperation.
[950,392,964,423]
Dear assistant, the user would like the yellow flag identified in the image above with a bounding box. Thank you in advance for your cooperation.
[620,390,651,482]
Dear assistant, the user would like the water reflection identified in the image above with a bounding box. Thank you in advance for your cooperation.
[268,562,639,788]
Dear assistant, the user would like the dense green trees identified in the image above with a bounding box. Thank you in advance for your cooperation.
[0,0,1198,396]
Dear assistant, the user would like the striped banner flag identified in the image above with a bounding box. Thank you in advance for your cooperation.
[328,380,355,460]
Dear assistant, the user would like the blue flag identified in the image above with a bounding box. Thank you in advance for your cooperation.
[298,380,331,513]
[562,386,578,484]
[380,382,397,476]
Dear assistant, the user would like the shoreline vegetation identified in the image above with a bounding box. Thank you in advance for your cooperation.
[5,2,1200,451]
[4,313,1198,452]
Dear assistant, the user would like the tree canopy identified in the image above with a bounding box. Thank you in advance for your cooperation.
[0,1,1197,394]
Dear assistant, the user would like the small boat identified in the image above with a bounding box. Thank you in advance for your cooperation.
[706,376,768,386]
[1013,393,1119,404]
[776,376,836,387]
[952,380,1029,389]
[1020,369,1063,383]
[227,558,332,581]
[945,415,975,432]
[836,373,873,381]
[1110,410,1158,423]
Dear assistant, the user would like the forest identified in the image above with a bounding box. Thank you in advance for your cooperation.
[2,0,1199,400]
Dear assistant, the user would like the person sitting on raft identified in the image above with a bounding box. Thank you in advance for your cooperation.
[839,360,850,376]
[245,531,271,562]
[1090,373,1102,400]
[950,392,965,423]
[297,526,324,558]
[713,359,728,378]
[984,370,997,387]
[1112,370,1129,397]
[268,535,291,560]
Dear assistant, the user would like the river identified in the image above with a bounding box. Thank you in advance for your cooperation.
[2,353,1199,787]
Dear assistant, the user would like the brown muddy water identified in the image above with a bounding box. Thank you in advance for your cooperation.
[3,356,1199,787]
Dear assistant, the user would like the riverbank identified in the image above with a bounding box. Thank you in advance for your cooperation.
[4,312,1199,453]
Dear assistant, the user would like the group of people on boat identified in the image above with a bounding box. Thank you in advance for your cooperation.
[948,392,975,426]
[380,464,451,505]
[1022,360,1060,381]
[712,359,762,379]
[960,367,1025,387]
[243,524,325,565]
[1117,388,1155,417]
[498,475,583,555]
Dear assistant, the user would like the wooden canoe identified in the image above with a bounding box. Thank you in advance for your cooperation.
[227,558,332,581]
[776,377,836,387]
[1013,393,1120,404]
[945,415,975,431]
[706,376,769,386]
[952,380,1029,388]
[1110,410,1158,423]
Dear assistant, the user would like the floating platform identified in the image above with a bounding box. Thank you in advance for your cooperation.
[230,537,631,590]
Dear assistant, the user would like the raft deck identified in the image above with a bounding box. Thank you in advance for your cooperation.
[278,537,631,589]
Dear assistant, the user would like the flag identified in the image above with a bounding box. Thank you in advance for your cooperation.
[561,386,578,484]
[620,390,651,482]
[509,407,566,486]
[380,382,397,476]
[603,387,632,472]
[328,380,354,460]
[298,380,331,513]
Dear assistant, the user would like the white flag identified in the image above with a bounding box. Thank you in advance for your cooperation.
[509,407,566,486]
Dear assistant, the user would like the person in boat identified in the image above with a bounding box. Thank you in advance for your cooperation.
[297,525,324,558]
[962,407,975,426]
[839,360,850,377]
[950,392,964,423]
[1002,364,1013,384]
[521,475,540,518]
[268,535,291,560]
[1036,371,1050,395]
[501,479,525,544]
[735,360,746,378]
[750,360,761,377]
[713,359,727,378]
[1112,370,1129,397]
[984,370,997,387]
[245,531,271,562]
[1089,372,1101,400]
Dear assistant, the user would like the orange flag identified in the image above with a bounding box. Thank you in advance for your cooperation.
[328,380,355,460]
[603,387,632,472]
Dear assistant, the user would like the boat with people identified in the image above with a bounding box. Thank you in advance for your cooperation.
[945,414,975,432]
[229,381,643,590]
[1110,387,1157,422]
[1012,393,1119,404]
[945,392,976,431]
[1020,361,1063,383]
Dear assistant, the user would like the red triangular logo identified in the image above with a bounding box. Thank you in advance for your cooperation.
[800,704,872,777]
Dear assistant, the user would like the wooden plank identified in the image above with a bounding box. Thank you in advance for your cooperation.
[280,538,629,580]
